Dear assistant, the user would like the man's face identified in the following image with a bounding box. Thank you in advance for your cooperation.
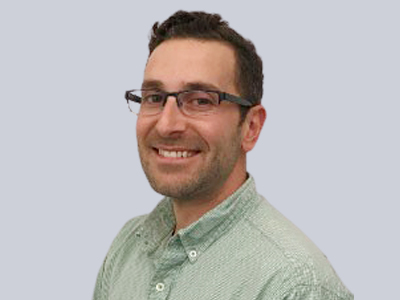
[137,39,247,202]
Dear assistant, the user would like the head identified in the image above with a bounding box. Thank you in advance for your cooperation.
[148,10,264,122]
[136,11,266,203]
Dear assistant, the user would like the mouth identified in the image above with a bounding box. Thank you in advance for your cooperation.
[154,148,200,159]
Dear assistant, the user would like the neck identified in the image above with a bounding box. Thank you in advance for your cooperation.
[172,170,247,233]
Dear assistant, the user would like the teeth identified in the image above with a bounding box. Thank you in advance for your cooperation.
[158,149,195,158]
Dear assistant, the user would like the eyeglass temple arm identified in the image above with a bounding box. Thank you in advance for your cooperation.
[125,90,142,103]
[221,92,253,107]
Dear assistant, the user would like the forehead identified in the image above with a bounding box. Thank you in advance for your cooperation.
[144,39,237,92]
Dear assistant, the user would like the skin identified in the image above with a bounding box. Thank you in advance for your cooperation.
[136,39,266,231]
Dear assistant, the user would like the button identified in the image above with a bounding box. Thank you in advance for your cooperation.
[189,250,197,258]
[155,283,165,292]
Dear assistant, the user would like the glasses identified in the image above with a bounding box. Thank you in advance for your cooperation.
[125,89,253,117]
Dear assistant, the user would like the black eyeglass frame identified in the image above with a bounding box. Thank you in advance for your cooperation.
[124,89,254,109]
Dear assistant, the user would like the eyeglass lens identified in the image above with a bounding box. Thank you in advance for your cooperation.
[128,90,220,116]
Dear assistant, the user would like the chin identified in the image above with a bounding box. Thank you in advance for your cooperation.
[147,175,200,199]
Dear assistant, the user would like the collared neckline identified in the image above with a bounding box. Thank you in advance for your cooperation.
[138,175,261,259]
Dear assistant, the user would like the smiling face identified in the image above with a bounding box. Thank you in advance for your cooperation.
[136,39,249,202]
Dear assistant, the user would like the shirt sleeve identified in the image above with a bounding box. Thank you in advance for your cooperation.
[92,256,109,300]
[281,285,354,300]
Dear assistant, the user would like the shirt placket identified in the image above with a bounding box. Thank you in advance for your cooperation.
[148,235,188,300]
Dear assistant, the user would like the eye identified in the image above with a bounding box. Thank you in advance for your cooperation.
[183,91,217,107]
[142,93,164,104]
[192,97,214,106]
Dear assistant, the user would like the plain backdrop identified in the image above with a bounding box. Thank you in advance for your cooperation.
[1,1,399,299]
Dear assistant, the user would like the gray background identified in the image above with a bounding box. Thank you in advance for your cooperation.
[1,0,399,299]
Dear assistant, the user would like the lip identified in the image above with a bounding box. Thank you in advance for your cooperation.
[153,144,200,151]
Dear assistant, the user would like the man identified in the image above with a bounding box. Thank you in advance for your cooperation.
[93,11,353,300]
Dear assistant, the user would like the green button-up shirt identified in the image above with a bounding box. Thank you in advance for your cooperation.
[93,176,353,300]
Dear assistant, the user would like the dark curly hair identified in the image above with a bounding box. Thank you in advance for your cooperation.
[148,11,263,122]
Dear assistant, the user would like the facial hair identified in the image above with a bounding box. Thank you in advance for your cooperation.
[138,127,243,202]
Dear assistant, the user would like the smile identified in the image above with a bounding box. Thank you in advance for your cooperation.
[157,148,199,158]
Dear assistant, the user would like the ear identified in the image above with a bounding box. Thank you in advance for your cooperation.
[241,105,267,153]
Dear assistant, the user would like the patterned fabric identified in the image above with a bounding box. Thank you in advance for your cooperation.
[93,176,353,300]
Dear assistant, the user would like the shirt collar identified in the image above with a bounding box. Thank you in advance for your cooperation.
[139,175,261,256]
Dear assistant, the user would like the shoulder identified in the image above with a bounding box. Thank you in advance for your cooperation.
[93,214,148,300]
[237,195,353,298]
[244,196,321,258]
[107,214,147,255]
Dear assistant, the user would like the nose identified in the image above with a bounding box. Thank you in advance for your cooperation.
[154,96,187,137]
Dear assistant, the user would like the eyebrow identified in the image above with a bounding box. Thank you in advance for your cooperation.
[141,80,221,91]
[141,80,164,90]
[184,82,220,91]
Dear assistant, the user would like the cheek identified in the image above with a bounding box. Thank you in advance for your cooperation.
[136,118,151,141]
[201,125,240,152]
[136,122,143,139]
